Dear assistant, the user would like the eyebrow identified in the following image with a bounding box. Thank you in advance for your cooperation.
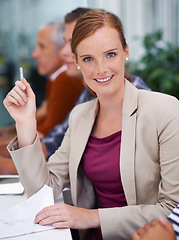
[79,48,118,58]
[79,54,92,59]
[63,37,72,42]
[103,48,118,54]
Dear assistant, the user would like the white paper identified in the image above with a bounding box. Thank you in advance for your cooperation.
[0,185,55,239]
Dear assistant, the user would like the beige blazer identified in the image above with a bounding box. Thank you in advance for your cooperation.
[8,80,179,240]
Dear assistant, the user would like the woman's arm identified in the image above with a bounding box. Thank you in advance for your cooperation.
[7,118,72,198]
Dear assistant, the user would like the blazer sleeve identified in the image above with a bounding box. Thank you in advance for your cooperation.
[7,129,71,198]
[98,95,179,240]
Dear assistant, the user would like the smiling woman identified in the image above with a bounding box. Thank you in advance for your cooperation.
[3,9,179,240]
[74,26,128,101]
[72,10,130,101]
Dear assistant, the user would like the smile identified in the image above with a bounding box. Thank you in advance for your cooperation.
[95,75,113,83]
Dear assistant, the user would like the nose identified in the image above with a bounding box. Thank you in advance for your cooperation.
[96,60,107,75]
[60,42,72,58]
[32,47,39,59]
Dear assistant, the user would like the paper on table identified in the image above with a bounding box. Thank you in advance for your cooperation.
[0,185,55,239]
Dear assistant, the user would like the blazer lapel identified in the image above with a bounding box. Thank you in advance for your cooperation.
[70,99,99,205]
[70,81,138,206]
[120,80,138,205]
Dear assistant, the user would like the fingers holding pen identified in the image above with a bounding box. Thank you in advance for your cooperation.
[15,81,27,103]
[8,81,27,106]
[4,77,34,107]
[20,77,36,101]
[4,77,36,121]
[15,79,26,91]
[3,77,37,142]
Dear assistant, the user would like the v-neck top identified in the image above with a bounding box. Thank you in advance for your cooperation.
[82,131,127,240]
[82,130,127,208]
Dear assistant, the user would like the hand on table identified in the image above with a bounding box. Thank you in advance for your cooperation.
[34,203,100,230]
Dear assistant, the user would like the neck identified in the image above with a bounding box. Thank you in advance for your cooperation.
[49,65,67,80]
[97,82,125,118]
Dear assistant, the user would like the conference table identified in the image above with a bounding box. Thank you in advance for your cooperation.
[0,178,72,240]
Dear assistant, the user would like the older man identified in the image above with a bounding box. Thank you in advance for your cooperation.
[32,22,84,137]
[0,18,85,174]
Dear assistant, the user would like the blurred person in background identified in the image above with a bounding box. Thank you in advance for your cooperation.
[0,21,84,138]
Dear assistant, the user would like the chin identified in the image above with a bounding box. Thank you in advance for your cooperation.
[66,69,81,78]
[38,70,46,76]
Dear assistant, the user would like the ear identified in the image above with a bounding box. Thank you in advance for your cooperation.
[124,44,129,61]
[72,54,78,66]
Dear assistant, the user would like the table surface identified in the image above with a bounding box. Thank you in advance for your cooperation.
[0,183,72,240]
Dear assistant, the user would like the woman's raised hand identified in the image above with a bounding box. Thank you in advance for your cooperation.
[3,78,37,147]
[3,78,36,123]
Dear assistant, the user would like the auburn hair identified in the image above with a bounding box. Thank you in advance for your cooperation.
[71,9,132,96]
[71,9,127,56]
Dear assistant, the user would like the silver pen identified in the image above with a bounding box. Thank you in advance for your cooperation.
[19,67,23,81]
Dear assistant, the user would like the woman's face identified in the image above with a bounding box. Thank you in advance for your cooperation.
[76,26,129,98]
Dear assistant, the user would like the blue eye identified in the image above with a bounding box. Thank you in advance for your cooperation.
[107,52,116,58]
[83,57,93,62]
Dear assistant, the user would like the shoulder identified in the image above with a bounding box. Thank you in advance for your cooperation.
[126,78,178,107]
[125,80,179,124]
[71,98,97,115]
[137,90,179,128]
[138,90,179,110]
[124,80,178,117]
[68,98,98,124]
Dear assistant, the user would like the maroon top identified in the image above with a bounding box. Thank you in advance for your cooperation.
[82,131,127,240]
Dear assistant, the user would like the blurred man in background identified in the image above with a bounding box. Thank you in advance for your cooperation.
[0,8,91,174]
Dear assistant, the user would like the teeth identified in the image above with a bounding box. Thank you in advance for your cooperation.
[96,76,112,82]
